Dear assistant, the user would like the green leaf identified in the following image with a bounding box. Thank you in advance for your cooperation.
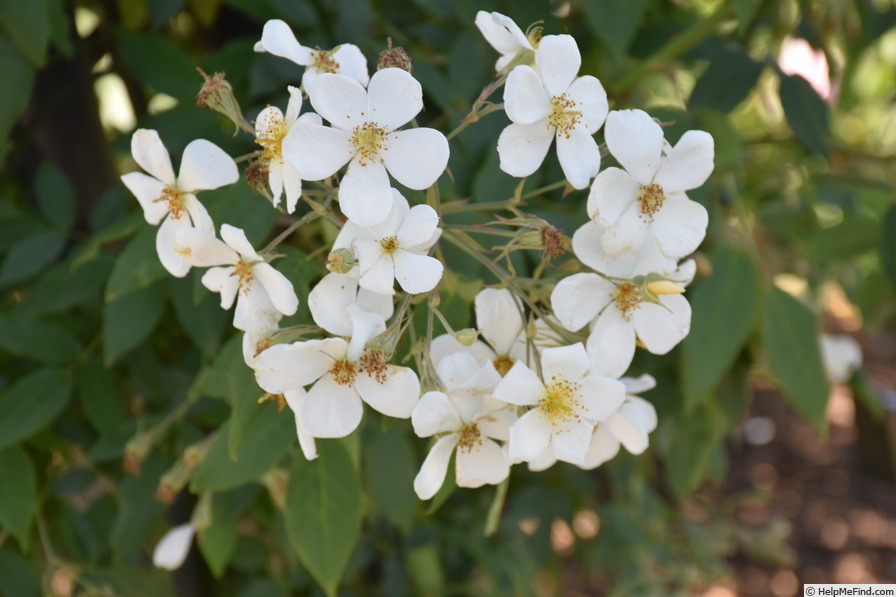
[189,333,242,400]
[808,215,880,264]
[0,228,66,285]
[583,0,648,61]
[690,48,763,113]
[0,546,41,597]
[0,445,37,549]
[880,204,896,292]
[733,0,763,35]
[148,0,185,29]
[0,367,72,451]
[190,403,294,492]
[227,349,263,460]
[0,36,34,153]
[762,287,830,432]
[0,314,81,364]
[73,211,142,270]
[779,72,830,156]
[664,403,722,498]
[16,253,113,317]
[110,454,167,563]
[285,441,362,597]
[35,161,76,231]
[0,0,49,67]
[681,248,760,410]
[116,26,198,100]
[102,280,167,366]
[77,359,126,435]
[105,225,168,301]
[363,425,418,532]
[170,274,229,359]
[199,520,237,578]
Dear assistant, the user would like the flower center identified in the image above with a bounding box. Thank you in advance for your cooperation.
[351,122,387,167]
[378,236,399,255]
[156,184,186,219]
[614,282,643,319]
[359,348,388,384]
[638,183,666,221]
[456,423,483,453]
[329,358,358,386]
[548,93,581,138]
[230,260,255,294]
[256,115,289,167]
[311,48,340,74]
[493,354,514,377]
[540,376,583,427]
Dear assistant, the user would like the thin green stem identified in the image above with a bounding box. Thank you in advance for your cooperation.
[446,103,505,141]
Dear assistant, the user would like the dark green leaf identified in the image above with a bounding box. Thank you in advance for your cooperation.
[189,333,243,400]
[734,0,763,35]
[779,72,830,156]
[0,228,66,285]
[880,204,896,292]
[170,274,229,359]
[583,0,648,61]
[364,425,418,532]
[17,253,113,317]
[0,0,49,66]
[190,403,294,492]
[762,287,830,432]
[0,445,37,549]
[110,454,167,563]
[0,367,72,451]
[285,441,362,597]
[104,225,168,301]
[148,0,185,29]
[35,161,76,231]
[681,248,760,410]
[0,546,41,597]
[808,215,880,263]
[664,404,722,498]
[73,211,142,270]
[0,34,33,153]
[0,314,81,364]
[199,521,237,578]
[227,348,263,460]
[116,26,199,100]
[77,359,126,435]
[103,280,167,365]
[690,48,763,113]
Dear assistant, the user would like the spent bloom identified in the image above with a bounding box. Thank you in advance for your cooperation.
[493,343,626,466]
[588,109,714,259]
[121,129,238,277]
[254,19,369,92]
[283,68,450,226]
[254,86,322,213]
[412,352,516,499]
[498,34,608,189]
[174,224,298,332]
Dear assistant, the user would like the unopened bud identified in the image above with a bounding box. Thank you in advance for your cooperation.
[196,68,247,135]
[455,328,480,346]
[123,429,158,475]
[377,37,412,72]
[326,248,355,274]
[190,492,213,532]
[646,280,685,296]
[183,436,213,469]
[245,160,272,201]
[156,460,191,504]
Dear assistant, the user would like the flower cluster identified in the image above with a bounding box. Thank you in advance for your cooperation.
[121,10,714,535]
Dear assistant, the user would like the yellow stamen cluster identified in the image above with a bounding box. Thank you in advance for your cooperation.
[614,282,643,319]
[156,185,186,219]
[638,183,666,221]
[378,236,399,255]
[548,93,581,138]
[329,358,357,386]
[457,423,483,453]
[540,376,584,426]
[231,260,255,294]
[493,354,514,377]
[359,348,388,384]
[351,122,387,166]
[311,48,340,74]
[255,115,289,168]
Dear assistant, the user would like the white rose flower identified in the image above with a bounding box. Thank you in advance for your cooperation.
[254,19,369,93]
[121,129,238,277]
[283,68,450,226]
[498,35,608,189]
[588,109,714,259]
[474,10,536,73]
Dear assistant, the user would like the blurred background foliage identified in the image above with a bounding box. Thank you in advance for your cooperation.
[1,0,895,595]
